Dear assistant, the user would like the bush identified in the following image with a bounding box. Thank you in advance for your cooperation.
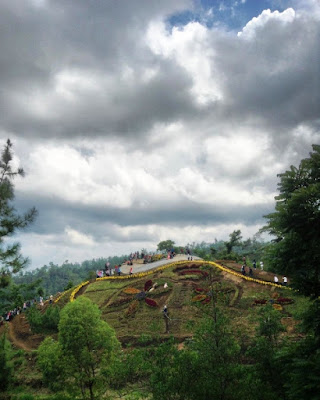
[27,306,60,333]
[0,333,13,392]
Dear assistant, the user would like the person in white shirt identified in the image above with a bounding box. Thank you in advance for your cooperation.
[274,276,279,284]
[283,276,288,286]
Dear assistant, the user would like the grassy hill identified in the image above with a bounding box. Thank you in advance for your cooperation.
[50,259,307,345]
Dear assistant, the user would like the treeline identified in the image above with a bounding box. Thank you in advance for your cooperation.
[14,255,128,296]
[14,232,267,299]
[187,231,266,262]
[13,232,267,298]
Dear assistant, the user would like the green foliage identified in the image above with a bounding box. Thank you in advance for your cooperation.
[256,304,286,346]
[157,240,175,252]
[147,306,249,400]
[27,305,60,334]
[0,331,13,392]
[263,144,320,298]
[37,297,120,399]
[58,297,120,400]
[225,229,243,254]
[37,337,65,392]
[14,254,128,296]
[247,305,287,400]
[107,347,150,393]
[64,280,73,291]
[0,280,43,314]
[0,139,37,288]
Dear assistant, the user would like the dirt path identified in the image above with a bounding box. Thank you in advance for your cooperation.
[0,314,44,352]
[7,320,33,351]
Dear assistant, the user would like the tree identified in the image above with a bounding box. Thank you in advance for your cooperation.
[263,144,320,298]
[39,297,119,400]
[0,139,37,288]
[0,331,13,392]
[37,337,65,392]
[157,240,175,252]
[225,230,242,254]
[247,305,287,400]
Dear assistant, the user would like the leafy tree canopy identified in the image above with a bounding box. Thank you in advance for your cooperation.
[157,240,175,252]
[263,144,320,298]
[38,297,120,400]
[225,230,242,254]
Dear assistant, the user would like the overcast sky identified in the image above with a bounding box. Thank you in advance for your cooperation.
[1,0,319,269]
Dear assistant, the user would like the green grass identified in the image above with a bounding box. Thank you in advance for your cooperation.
[53,262,310,344]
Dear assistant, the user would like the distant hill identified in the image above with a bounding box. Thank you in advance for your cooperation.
[13,255,128,296]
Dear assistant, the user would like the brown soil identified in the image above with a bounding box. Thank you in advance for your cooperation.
[0,313,44,351]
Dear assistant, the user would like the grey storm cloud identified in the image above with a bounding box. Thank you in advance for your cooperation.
[210,13,320,136]
[15,191,271,239]
[0,0,318,145]
[0,0,198,139]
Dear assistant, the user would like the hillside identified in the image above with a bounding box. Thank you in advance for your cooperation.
[3,258,307,350]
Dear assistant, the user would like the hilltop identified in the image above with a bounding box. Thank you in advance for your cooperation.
[3,257,307,350]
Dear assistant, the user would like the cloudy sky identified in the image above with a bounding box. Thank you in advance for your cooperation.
[1,0,319,269]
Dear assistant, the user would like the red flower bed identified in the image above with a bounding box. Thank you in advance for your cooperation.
[179,270,208,277]
[195,287,205,293]
[254,299,267,305]
[144,280,153,291]
[202,297,211,304]
[276,297,294,305]
[145,298,158,307]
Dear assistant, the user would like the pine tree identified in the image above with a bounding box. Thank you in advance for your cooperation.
[0,139,37,288]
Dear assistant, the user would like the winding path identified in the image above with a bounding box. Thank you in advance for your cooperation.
[120,254,202,275]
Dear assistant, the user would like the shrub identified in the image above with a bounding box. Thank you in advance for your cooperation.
[27,306,60,333]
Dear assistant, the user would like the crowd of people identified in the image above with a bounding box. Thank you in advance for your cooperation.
[240,257,288,285]
[0,295,53,326]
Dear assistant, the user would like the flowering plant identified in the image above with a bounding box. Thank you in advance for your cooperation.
[179,270,208,277]
[192,294,207,302]
[254,299,267,305]
[276,297,294,305]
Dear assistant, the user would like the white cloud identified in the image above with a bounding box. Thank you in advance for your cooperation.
[238,8,296,38]
[65,227,94,246]
[146,20,222,104]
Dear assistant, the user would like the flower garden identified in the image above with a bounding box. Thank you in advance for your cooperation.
[53,259,303,342]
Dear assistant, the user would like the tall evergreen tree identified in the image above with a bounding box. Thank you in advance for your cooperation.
[263,145,320,298]
[0,139,37,288]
